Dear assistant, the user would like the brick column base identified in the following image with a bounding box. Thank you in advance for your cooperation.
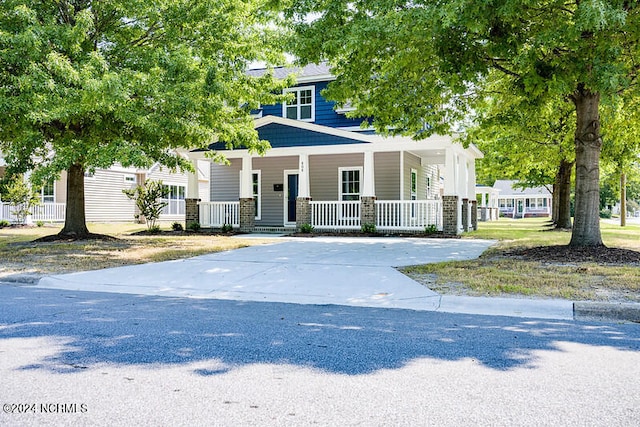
[443,195,460,235]
[296,197,312,230]
[462,198,469,232]
[471,200,478,231]
[185,198,200,229]
[239,198,255,233]
[360,196,376,229]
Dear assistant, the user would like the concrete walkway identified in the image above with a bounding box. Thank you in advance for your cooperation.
[36,236,574,320]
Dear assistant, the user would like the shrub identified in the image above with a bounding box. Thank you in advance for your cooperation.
[361,223,377,233]
[172,222,184,231]
[299,223,314,234]
[2,176,40,224]
[148,225,161,234]
[122,180,168,231]
[221,223,233,233]
[36,220,45,227]
[0,219,10,228]
[187,221,201,232]
[425,224,438,234]
[600,208,612,219]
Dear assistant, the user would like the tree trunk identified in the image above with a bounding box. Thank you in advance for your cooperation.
[552,183,559,224]
[620,171,626,227]
[556,159,573,229]
[60,162,90,238]
[569,89,603,247]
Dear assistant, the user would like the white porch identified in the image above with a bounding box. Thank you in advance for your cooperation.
[0,202,66,224]
[187,116,481,234]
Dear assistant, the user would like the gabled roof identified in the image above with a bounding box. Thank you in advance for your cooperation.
[204,115,375,152]
[493,180,551,196]
[247,63,333,83]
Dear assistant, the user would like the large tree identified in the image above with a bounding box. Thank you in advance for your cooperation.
[0,0,288,238]
[287,0,640,247]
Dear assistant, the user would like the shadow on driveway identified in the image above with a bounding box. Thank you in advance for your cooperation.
[1,287,639,376]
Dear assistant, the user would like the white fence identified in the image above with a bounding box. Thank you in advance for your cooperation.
[1,202,66,223]
[310,201,361,229]
[376,200,442,231]
[199,201,239,228]
[309,200,442,231]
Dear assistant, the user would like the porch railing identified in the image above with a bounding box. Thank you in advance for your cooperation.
[376,200,442,231]
[1,202,66,223]
[199,201,239,228]
[309,200,442,231]
[310,201,360,229]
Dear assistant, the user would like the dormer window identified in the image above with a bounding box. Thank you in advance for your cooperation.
[283,86,315,122]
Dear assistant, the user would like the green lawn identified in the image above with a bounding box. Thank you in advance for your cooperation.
[0,222,274,277]
[401,218,640,302]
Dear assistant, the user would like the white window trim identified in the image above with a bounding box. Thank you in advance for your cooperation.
[252,170,261,221]
[238,170,262,220]
[410,168,418,201]
[338,166,363,201]
[41,181,55,204]
[283,85,315,122]
[161,183,186,216]
[123,174,136,184]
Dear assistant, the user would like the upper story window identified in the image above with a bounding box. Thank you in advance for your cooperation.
[283,86,315,122]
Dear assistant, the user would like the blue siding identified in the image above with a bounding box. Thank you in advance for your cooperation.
[258,124,367,148]
[261,81,366,129]
[206,123,370,151]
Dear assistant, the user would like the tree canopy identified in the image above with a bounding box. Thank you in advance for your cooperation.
[287,0,640,246]
[0,0,289,237]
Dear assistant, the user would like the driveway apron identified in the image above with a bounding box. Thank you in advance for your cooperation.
[37,237,495,311]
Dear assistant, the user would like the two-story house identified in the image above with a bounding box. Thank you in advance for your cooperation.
[185,63,483,234]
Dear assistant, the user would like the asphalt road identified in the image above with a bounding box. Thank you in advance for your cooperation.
[1,285,639,426]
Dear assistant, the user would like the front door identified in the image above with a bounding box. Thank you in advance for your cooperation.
[285,172,299,225]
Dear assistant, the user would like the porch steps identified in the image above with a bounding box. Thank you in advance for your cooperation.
[252,226,296,234]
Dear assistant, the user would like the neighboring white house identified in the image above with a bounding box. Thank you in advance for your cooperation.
[0,151,211,224]
[475,185,500,221]
[493,180,552,218]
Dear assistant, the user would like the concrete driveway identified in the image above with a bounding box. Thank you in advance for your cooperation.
[37,237,494,311]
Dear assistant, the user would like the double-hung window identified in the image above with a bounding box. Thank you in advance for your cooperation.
[41,181,55,203]
[339,168,361,201]
[283,86,315,122]
[339,167,361,220]
[162,184,186,215]
[252,172,261,220]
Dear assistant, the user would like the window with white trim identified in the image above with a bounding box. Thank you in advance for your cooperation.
[237,171,261,220]
[252,171,261,220]
[41,181,55,203]
[339,167,362,201]
[124,174,136,184]
[161,184,186,215]
[410,169,418,217]
[283,86,315,122]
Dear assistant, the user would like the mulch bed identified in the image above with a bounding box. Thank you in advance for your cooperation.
[501,245,640,265]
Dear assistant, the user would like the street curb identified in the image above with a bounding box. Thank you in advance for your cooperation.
[0,274,42,286]
[574,301,640,323]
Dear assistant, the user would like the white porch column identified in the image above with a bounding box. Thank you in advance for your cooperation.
[240,155,253,199]
[298,154,310,198]
[443,148,457,195]
[187,161,199,199]
[362,150,375,197]
[467,158,476,200]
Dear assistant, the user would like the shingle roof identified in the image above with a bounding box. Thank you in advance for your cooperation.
[493,180,551,196]
[246,63,332,80]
